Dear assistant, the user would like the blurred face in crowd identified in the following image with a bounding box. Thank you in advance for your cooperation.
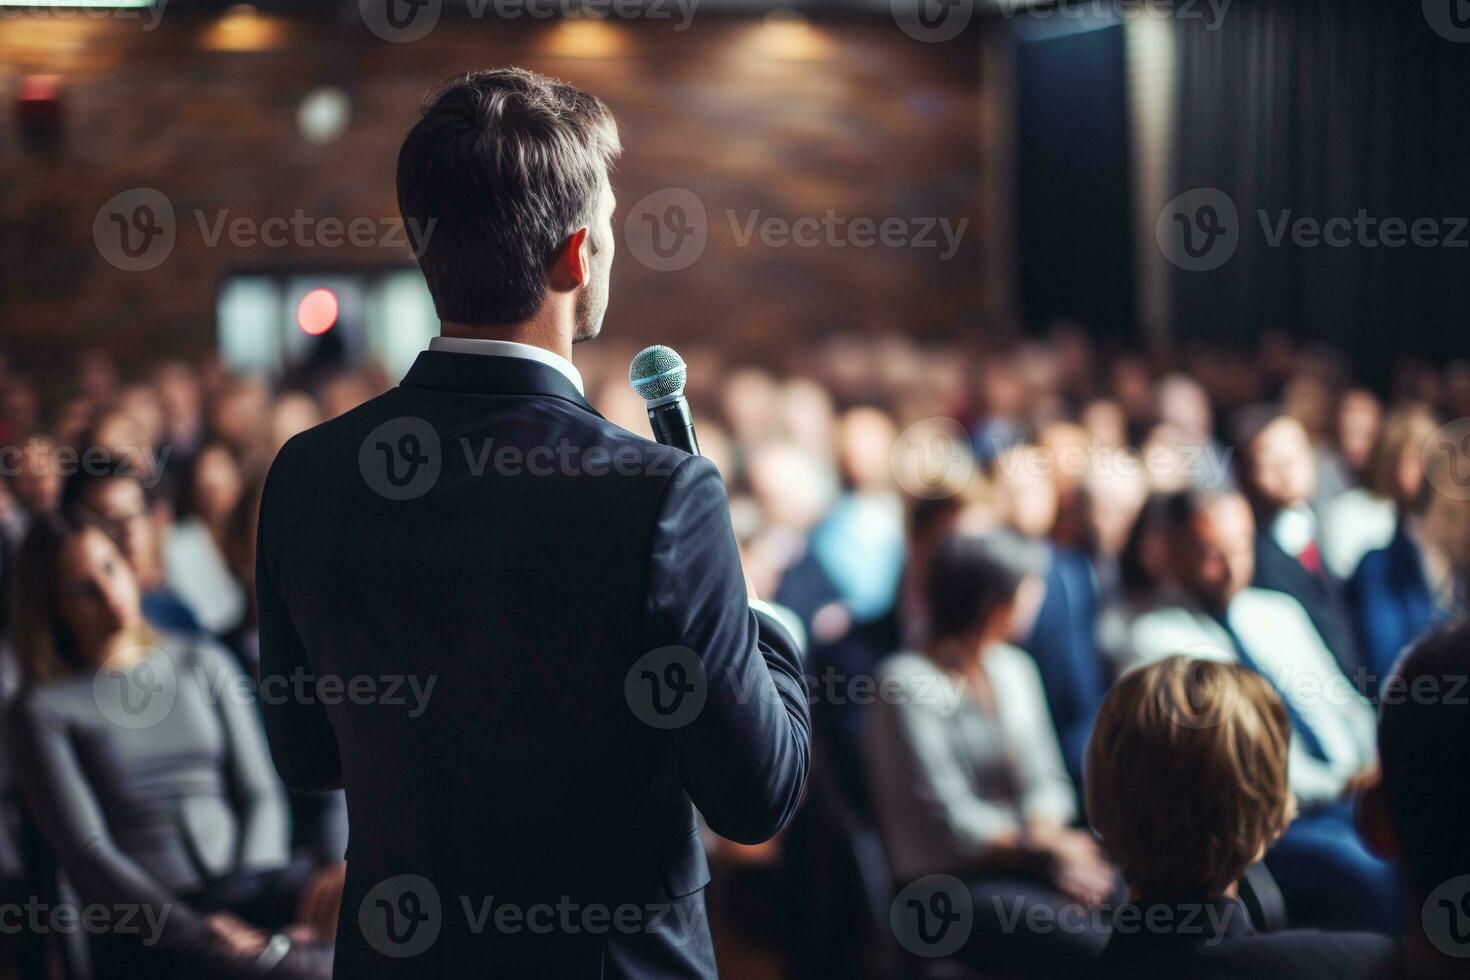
[191,444,243,528]
[81,477,161,588]
[209,380,270,455]
[1247,416,1317,510]
[1424,491,1470,578]
[721,369,779,445]
[10,436,62,514]
[1173,494,1256,613]
[156,361,203,435]
[1086,461,1149,559]
[747,442,832,532]
[1157,374,1214,442]
[91,410,156,481]
[995,447,1059,540]
[836,407,898,493]
[1082,399,1128,450]
[1336,389,1382,475]
[118,385,166,450]
[269,392,323,454]
[57,525,143,659]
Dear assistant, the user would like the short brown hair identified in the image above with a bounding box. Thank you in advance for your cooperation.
[397,67,621,326]
[1085,657,1295,900]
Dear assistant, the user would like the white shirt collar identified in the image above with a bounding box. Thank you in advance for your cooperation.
[428,336,584,395]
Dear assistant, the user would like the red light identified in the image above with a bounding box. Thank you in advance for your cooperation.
[297,288,338,335]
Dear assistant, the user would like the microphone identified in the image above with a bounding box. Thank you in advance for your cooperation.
[629,345,700,456]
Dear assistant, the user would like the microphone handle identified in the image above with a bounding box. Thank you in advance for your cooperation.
[647,395,700,456]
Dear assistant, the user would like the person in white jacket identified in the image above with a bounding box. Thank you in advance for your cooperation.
[1124,489,1397,934]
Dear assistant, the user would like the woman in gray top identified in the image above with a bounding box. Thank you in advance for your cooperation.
[864,530,1115,975]
[7,514,334,978]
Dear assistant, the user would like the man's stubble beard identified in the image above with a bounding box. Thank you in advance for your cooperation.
[573,269,608,344]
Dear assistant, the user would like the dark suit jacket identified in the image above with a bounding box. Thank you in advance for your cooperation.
[1349,523,1444,692]
[255,350,811,979]
[1079,898,1396,980]
[1022,542,1104,789]
[1253,520,1363,676]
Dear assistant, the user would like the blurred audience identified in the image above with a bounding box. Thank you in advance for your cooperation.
[6,514,336,979]
[1126,489,1396,933]
[864,531,1113,974]
[1,329,1468,978]
[1235,407,1364,675]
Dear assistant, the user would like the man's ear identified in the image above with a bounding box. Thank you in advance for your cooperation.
[1355,774,1400,861]
[547,227,590,291]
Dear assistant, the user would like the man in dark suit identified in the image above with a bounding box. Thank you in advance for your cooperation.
[1235,406,1364,676]
[255,68,810,979]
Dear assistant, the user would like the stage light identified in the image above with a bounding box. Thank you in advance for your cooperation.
[540,20,629,60]
[199,4,289,52]
[297,288,339,336]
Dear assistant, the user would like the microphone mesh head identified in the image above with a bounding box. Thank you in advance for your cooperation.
[629,345,687,400]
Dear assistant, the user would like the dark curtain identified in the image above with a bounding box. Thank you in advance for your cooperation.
[1016,24,1135,338]
[1173,0,1470,386]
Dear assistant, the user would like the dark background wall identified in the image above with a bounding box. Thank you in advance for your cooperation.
[1172,0,1470,386]
[1015,22,1134,339]
[0,13,995,377]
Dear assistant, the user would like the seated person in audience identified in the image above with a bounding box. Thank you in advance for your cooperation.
[1350,435,1468,695]
[1358,620,1470,979]
[7,514,338,979]
[1080,656,1395,979]
[1126,489,1396,933]
[994,445,1106,789]
[1322,400,1431,579]
[865,530,1114,975]
[60,452,202,635]
[1235,407,1364,674]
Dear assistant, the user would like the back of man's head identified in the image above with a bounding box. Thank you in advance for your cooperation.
[396,68,621,327]
[1374,620,1470,902]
